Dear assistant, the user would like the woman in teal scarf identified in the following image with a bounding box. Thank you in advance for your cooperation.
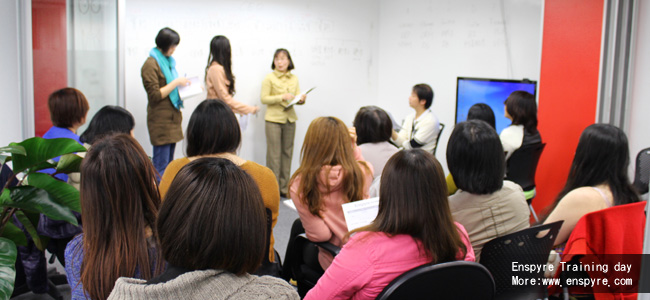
[141,27,189,180]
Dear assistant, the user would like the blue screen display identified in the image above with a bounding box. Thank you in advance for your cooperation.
[456,78,537,134]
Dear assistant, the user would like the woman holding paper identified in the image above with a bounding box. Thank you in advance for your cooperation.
[290,117,373,271]
[205,35,259,115]
[261,48,306,197]
[141,27,189,179]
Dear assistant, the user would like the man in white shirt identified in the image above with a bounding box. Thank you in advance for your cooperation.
[391,83,441,153]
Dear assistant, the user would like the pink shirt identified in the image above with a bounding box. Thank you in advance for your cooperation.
[290,146,374,270]
[305,223,475,300]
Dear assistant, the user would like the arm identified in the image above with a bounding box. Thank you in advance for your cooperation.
[260,76,290,106]
[543,188,606,245]
[158,159,184,200]
[207,65,258,114]
[290,176,333,242]
[304,235,374,300]
[141,59,187,104]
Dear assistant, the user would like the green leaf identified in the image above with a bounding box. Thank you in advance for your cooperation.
[0,155,10,166]
[0,238,16,299]
[0,145,26,156]
[0,189,8,204]
[0,222,27,247]
[56,153,83,174]
[5,186,78,226]
[14,211,44,251]
[26,173,80,212]
[10,137,86,174]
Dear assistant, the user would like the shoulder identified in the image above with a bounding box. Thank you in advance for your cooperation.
[166,157,190,173]
[500,125,523,137]
[263,72,276,81]
[142,57,158,69]
[560,187,604,206]
[242,161,278,184]
[207,63,225,74]
[65,234,84,257]
[239,275,299,299]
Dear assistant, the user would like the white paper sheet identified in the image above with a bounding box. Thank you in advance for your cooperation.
[342,197,379,231]
[284,86,316,110]
[178,76,202,99]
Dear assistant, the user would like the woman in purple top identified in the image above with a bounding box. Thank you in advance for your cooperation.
[305,149,475,300]
[65,134,164,300]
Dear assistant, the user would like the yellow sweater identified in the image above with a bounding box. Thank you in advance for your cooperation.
[260,70,301,123]
[159,156,280,262]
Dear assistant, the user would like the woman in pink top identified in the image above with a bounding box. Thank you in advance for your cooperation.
[205,35,259,115]
[290,117,374,271]
[305,149,475,300]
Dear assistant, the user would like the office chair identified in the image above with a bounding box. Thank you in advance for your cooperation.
[633,147,650,195]
[253,208,282,277]
[479,220,563,300]
[505,142,546,222]
[376,260,495,300]
[432,122,445,155]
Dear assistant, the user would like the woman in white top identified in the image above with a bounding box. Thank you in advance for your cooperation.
[544,124,640,245]
[500,90,541,160]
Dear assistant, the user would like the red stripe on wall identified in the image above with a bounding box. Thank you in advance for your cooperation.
[535,0,604,217]
[32,0,67,137]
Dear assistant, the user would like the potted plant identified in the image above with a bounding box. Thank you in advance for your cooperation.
[0,137,85,298]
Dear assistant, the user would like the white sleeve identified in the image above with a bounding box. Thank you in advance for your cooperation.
[406,114,439,149]
[500,125,524,160]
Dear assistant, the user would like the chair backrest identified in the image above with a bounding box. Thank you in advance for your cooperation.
[376,261,495,300]
[253,208,281,276]
[432,122,445,155]
[479,220,563,298]
[505,142,546,191]
[633,147,650,195]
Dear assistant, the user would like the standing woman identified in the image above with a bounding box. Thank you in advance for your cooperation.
[261,48,306,197]
[141,27,189,179]
[205,35,259,115]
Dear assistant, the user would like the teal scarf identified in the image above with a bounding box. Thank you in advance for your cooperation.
[150,48,182,109]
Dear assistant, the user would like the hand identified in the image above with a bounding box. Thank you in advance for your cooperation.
[282,93,294,101]
[348,127,357,145]
[298,94,306,104]
[252,106,260,114]
[175,77,190,87]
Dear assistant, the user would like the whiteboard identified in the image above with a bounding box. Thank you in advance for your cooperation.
[124,0,541,176]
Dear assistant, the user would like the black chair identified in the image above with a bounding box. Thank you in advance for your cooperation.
[479,221,563,300]
[432,122,445,155]
[376,261,495,300]
[505,142,546,222]
[283,219,340,298]
[633,147,650,195]
[253,208,282,277]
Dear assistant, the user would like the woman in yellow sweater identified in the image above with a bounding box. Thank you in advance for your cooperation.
[159,99,279,264]
[261,48,306,197]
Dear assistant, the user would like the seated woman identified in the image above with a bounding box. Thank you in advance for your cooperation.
[290,116,374,271]
[447,120,530,259]
[305,149,474,300]
[68,105,136,189]
[543,124,639,246]
[447,103,497,195]
[500,91,541,160]
[353,106,399,178]
[65,134,164,300]
[108,158,298,299]
[79,105,135,145]
[159,99,280,264]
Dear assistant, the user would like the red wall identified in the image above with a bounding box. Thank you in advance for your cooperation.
[535,0,604,216]
[32,0,67,137]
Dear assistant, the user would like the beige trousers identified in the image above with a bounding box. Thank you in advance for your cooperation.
[265,121,296,195]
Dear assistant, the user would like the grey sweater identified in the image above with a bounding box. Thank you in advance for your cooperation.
[107,269,299,300]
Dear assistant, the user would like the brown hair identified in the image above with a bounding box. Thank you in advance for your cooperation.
[157,158,266,274]
[79,134,163,300]
[356,149,466,263]
[48,87,90,128]
[290,117,370,216]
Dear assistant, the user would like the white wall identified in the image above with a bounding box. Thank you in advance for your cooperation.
[628,0,650,177]
[376,0,542,172]
[124,0,542,176]
[0,0,25,147]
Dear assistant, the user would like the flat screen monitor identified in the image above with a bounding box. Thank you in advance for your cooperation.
[455,77,537,135]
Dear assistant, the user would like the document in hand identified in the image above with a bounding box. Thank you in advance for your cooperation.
[284,87,316,110]
[342,197,379,231]
[178,76,203,99]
